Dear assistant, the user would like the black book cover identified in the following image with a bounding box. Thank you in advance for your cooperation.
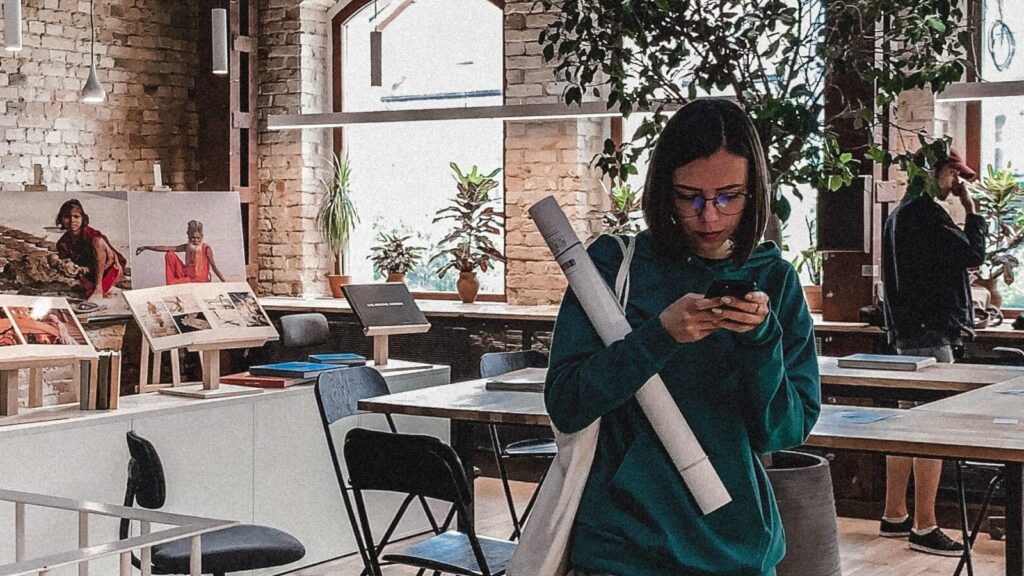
[341,283,429,329]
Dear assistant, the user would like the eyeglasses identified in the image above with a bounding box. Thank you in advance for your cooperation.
[674,191,748,219]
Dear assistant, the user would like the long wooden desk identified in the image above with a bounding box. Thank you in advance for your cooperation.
[360,380,1024,575]
[818,357,1024,393]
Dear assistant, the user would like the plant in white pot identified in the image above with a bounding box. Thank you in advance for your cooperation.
[968,162,1024,309]
[369,232,424,283]
[430,162,506,303]
[317,153,359,298]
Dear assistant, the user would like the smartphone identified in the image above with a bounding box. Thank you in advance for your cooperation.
[705,279,757,299]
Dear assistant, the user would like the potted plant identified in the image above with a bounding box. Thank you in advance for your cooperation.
[968,163,1024,309]
[369,232,425,283]
[316,153,359,298]
[430,162,507,303]
[792,216,823,312]
[595,181,644,236]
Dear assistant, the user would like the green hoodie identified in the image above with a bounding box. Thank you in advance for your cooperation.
[545,230,821,576]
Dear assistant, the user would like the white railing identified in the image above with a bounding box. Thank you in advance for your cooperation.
[0,489,235,576]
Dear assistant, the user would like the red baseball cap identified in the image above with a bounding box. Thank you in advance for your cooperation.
[940,148,977,180]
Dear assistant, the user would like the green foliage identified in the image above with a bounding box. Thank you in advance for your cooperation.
[969,163,1024,285]
[430,162,507,278]
[598,181,644,235]
[369,232,425,275]
[537,0,973,220]
[316,153,359,274]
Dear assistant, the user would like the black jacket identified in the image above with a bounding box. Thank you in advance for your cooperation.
[881,195,986,345]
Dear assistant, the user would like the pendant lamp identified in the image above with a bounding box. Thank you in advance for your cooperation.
[81,0,105,103]
[3,0,22,52]
[212,8,228,75]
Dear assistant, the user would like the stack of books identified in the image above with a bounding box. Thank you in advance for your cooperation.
[223,361,347,389]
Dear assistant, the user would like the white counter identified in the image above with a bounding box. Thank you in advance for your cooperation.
[0,363,451,576]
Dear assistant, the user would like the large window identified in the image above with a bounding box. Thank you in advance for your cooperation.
[937,0,1024,308]
[335,0,505,296]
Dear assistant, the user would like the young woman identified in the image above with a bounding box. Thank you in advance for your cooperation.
[545,99,821,576]
[54,199,127,301]
[135,220,226,285]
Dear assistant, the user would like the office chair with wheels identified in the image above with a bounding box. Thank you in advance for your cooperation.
[479,350,554,539]
[120,431,305,576]
[344,427,517,576]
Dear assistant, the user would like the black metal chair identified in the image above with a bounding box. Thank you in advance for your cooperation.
[120,431,305,575]
[479,350,554,539]
[280,312,330,348]
[315,366,467,575]
[344,427,517,576]
[951,346,1018,576]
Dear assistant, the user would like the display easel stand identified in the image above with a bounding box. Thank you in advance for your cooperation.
[0,355,97,418]
[365,325,432,373]
[158,338,268,399]
[138,337,185,394]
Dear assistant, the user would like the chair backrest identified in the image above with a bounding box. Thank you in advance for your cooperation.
[315,366,391,426]
[121,431,167,560]
[125,430,166,509]
[343,427,471,505]
[280,313,330,348]
[480,350,548,379]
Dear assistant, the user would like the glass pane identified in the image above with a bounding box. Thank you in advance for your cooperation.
[982,0,1024,81]
[340,0,504,294]
[979,97,1024,308]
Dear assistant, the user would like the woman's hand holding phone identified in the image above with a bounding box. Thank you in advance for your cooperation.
[659,294,723,343]
[712,291,770,333]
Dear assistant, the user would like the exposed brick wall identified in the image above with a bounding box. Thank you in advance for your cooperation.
[0,0,199,191]
[256,0,333,296]
[503,0,609,305]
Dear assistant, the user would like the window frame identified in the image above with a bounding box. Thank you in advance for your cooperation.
[330,0,508,302]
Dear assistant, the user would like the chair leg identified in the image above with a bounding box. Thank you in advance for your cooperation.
[954,462,975,576]
[488,424,522,539]
[515,464,550,533]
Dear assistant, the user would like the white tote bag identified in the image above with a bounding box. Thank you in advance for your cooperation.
[506,236,635,576]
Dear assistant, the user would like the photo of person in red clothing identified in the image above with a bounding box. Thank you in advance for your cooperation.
[127,191,246,290]
[135,220,226,285]
[54,199,128,303]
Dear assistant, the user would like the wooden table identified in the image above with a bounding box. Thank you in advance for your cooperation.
[819,356,1024,397]
[360,381,1024,575]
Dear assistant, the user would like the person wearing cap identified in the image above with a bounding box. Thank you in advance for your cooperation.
[878,147,983,556]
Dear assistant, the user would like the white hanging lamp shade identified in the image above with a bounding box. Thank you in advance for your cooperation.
[81,63,105,102]
[3,0,22,52]
[211,8,228,75]
[81,0,105,103]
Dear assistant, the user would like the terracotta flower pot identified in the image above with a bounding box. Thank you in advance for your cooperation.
[803,285,822,313]
[386,272,406,283]
[327,274,350,298]
[456,272,479,303]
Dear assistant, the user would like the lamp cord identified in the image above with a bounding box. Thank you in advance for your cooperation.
[89,0,96,67]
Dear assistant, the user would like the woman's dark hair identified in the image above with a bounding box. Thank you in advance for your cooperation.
[56,199,90,231]
[642,98,770,266]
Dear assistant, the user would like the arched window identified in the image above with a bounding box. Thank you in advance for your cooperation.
[331,0,505,297]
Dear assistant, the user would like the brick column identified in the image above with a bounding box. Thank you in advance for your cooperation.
[503,0,608,305]
[256,0,334,296]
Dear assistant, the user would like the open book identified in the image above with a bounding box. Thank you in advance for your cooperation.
[485,367,548,393]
